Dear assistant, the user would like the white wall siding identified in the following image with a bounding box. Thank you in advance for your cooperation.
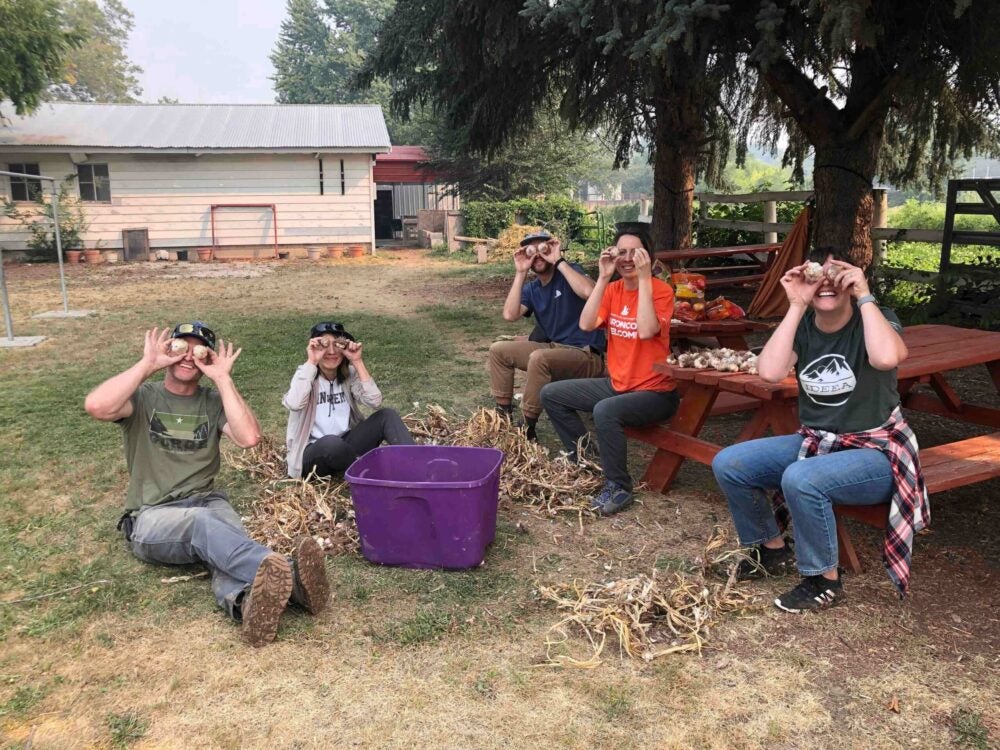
[0,152,375,250]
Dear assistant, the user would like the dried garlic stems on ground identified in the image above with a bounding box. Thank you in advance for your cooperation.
[537,529,756,666]
[225,437,357,555]
[226,407,604,554]
[404,406,602,516]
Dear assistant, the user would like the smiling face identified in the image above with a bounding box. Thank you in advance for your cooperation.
[317,334,349,378]
[810,255,850,313]
[166,335,207,384]
[613,234,644,280]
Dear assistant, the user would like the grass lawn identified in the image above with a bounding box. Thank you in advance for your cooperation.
[0,249,997,749]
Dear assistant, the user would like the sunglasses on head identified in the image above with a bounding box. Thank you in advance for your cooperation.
[172,321,216,350]
[309,322,354,341]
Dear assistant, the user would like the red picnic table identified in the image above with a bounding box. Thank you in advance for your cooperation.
[626,324,1000,571]
[670,318,773,350]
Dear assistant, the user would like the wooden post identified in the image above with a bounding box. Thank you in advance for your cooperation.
[872,188,888,268]
[697,196,708,245]
[763,200,778,244]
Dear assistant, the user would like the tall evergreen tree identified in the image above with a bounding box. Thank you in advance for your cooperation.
[741,0,1000,266]
[364,0,743,251]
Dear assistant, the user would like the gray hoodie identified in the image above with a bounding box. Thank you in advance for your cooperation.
[282,362,382,478]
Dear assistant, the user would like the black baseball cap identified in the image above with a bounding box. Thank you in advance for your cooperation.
[519,231,552,246]
[309,321,355,341]
[171,321,216,350]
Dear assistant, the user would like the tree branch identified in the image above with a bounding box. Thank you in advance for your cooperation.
[757,57,842,143]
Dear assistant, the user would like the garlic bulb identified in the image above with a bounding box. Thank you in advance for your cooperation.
[803,261,824,283]
[169,339,188,354]
[825,264,843,281]
[192,344,209,360]
[608,247,621,258]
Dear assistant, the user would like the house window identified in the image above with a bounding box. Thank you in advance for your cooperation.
[7,163,41,201]
[77,164,111,202]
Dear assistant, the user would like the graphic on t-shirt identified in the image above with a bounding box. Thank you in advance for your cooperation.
[800,354,857,406]
[554,289,562,299]
[620,305,630,316]
[149,410,210,452]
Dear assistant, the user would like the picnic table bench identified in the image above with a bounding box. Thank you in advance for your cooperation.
[625,324,1000,573]
[655,243,783,288]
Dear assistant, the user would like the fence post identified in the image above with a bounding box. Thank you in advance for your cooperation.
[763,200,778,244]
[872,188,888,267]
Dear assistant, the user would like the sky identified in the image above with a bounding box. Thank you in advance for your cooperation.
[127,0,286,104]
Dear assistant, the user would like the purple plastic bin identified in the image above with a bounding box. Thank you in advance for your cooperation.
[344,445,504,569]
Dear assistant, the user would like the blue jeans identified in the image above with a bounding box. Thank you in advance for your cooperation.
[129,491,272,619]
[711,434,894,576]
[540,377,680,492]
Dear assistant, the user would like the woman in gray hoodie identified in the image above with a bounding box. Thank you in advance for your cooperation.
[283,322,413,478]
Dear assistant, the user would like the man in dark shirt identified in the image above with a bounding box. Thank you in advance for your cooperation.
[488,231,605,440]
[85,322,330,646]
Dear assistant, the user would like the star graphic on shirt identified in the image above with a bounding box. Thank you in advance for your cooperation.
[620,305,630,316]
[554,289,562,298]
[176,417,184,424]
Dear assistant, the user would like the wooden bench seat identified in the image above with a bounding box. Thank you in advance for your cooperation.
[834,431,1000,573]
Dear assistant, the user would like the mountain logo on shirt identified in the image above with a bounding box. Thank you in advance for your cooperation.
[620,305,630,316]
[149,410,210,452]
[799,354,857,407]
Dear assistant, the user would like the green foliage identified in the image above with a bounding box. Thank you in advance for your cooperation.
[50,0,142,102]
[270,0,435,143]
[423,111,618,201]
[463,197,588,241]
[2,179,89,261]
[695,200,801,249]
[0,0,83,115]
[950,708,991,750]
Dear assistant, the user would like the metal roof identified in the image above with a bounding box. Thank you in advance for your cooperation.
[0,102,391,153]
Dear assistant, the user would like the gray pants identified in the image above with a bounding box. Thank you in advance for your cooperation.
[303,407,414,477]
[540,377,680,491]
[129,491,271,619]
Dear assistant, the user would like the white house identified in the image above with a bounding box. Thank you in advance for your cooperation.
[0,102,391,259]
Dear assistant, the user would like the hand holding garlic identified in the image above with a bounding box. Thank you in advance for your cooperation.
[192,337,241,382]
[143,327,186,373]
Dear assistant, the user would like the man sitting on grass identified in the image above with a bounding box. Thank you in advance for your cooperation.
[85,322,330,646]
[488,231,605,440]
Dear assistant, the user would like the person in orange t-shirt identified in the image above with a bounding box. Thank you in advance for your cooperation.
[540,226,680,515]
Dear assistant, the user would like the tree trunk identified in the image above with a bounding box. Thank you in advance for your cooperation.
[811,130,883,269]
[650,58,704,253]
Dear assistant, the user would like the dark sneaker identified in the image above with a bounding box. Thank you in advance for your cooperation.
[774,573,843,614]
[590,480,634,515]
[495,404,514,419]
[736,543,795,580]
[524,423,538,442]
[242,553,293,647]
[289,536,330,615]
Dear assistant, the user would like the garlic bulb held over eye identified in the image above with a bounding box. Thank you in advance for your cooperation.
[825,264,843,281]
[803,261,824,283]
[169,339,188,354]
[192,345,209,360]
[608,248,621,259]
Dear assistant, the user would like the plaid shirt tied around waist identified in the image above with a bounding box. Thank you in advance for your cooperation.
[772,406,930,596]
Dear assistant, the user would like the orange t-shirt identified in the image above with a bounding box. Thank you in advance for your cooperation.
[597,277,675,392]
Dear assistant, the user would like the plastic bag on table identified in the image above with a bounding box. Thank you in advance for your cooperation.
[705,296,747,321]
[673,300,702,322]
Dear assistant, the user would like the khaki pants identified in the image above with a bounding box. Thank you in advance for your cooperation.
[487,340,605,418]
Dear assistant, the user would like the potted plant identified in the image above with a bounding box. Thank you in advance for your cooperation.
[307,246,324,261]
[348,244,366,258]
[197,246,214,262]
[66,249,83,263]
[84,239,106,264]
[3,178,88,263]
[327,245,344,259]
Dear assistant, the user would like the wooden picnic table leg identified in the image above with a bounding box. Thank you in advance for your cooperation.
[640,382,718,493]
[988,359,1000,392]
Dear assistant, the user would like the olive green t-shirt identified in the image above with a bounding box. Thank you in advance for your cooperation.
[120,381,228,510]
[793,304,902,433]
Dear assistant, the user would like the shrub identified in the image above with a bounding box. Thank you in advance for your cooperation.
[462,197,588,241]
[3,179,88,261]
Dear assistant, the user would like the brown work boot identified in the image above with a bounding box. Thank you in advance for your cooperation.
[242,553,293,647]
[289,536,331,615]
